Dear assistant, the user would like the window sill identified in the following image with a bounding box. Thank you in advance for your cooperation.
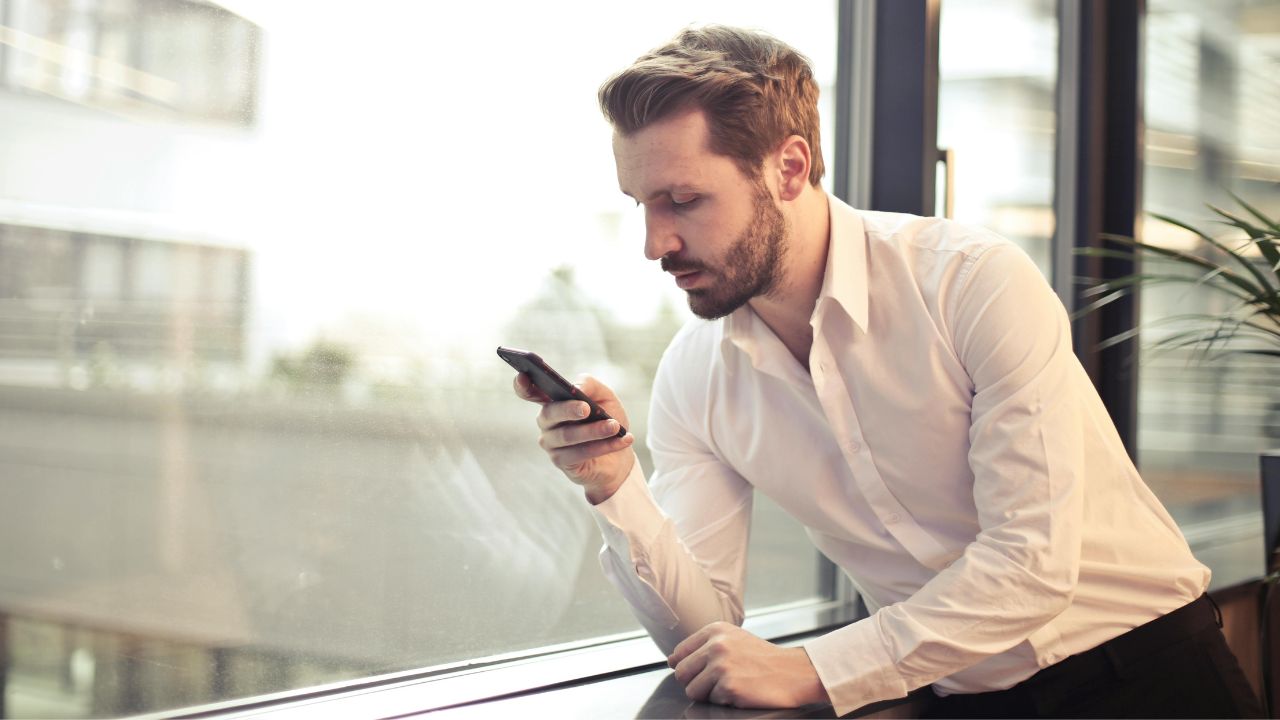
[415,640,926,720]
[167,600,872,720]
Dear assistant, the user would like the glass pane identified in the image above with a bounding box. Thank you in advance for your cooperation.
[937,0,1058,278]
[0,2,837,717]
[1139,0,1280,589]
[3,0,258,124]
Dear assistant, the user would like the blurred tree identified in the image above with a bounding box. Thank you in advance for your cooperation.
[270,340,356,394]
[504,266,610,373]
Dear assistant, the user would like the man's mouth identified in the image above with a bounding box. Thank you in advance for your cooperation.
[671,269,703,290]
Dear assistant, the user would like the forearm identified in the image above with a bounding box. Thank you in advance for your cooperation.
[805,538,1077,715]
[591,462,748,654]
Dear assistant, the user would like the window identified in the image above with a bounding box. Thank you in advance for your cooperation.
[1138,0,1280,589]
[0,2,839,717]
[1,0,260,125]
[937,0,1058,278]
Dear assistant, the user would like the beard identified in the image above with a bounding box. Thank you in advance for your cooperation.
[661,180,790,320]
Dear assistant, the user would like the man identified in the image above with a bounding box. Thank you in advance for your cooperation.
[512,25,1263,718]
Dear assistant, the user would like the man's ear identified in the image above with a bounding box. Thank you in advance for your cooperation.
[774,135,812,201]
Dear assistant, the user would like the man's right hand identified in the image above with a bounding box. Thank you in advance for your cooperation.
[513,373,636,504]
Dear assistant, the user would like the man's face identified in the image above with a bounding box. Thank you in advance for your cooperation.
[613,109,788,320]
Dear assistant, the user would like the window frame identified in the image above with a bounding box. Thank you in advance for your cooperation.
[147,600,863,719]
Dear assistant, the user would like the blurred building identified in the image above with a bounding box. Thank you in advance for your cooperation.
[0,0,261,393]
[0,218,249,391]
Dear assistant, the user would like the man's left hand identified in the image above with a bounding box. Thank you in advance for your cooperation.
[668,622,830,708]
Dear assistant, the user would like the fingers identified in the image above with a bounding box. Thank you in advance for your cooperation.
[536,399,592,431]
[516,374,612,432]
[669,624,734,705]
[540,416,622,449]
[517,371,634,476]
[545,430,634,469]
[674,640,727,705]
[512,373,550,404]
[671,643,710,687]
[682,659,719,704]
[669,625,711,667]
[574,374,616,403]
[680,655,721,702]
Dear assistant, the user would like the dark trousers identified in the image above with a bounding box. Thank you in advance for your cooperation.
[922,595,1265,718]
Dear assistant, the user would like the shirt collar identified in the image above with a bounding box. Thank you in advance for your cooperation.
[817,194,870,333]
[720,194,870,365]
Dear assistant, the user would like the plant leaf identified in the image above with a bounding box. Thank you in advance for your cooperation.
[1148,212,1279,302]
[1093,313,1280,359]
[1142,316,1280,356]
[1227,190,1280,233]
[1078,197,1280,362]
[1076,247,1138,261]
[1208,204,1269,239]
[1095,327,1141,352]
[1102,230,1278,314]
[1207,204,1280,281]
[1071,288,1131,319]
[1076,272,1253,304]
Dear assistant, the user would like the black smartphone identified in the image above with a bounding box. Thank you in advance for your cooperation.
[497,346,627,437]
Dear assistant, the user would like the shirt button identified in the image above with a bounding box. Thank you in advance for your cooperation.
[885,513,902,524]
[844,439,861,452]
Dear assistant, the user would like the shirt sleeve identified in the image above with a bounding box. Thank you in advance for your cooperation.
[589,344,754,655]
[805,242,1086,715]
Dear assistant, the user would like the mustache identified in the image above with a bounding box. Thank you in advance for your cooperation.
[660,256,709,274]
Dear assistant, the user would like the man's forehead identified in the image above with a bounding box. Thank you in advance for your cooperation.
[612,110,728,198]
[614,155,710,202]
[612,108,713,156]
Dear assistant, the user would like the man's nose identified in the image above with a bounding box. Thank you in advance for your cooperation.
[643,209,682,261]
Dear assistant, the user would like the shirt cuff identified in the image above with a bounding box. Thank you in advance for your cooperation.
[803,613,911,717]
[589,461,668,558]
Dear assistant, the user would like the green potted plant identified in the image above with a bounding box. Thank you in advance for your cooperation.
[1077,195,1280,708]
[1077,194,1278,526]
[1077,197,1278,360]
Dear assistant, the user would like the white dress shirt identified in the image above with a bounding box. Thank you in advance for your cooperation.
[590,196,1210,716]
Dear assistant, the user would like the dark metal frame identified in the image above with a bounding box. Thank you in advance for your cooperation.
[866,0,941,216]
[1057,0,1145,456]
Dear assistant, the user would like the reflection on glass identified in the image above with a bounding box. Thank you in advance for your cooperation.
[1,0,259,125]
[0,2,836,716]
[937,0,1058,277]
[1139,0,1280,589]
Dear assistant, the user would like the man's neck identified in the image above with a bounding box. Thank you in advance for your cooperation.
[748,188,832,370]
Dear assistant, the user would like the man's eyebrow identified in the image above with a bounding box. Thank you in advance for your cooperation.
[620,185,702,204]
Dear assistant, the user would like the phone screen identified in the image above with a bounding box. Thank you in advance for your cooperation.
[497,346,627,437]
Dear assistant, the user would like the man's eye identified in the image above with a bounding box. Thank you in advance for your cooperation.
[672,196,700,210]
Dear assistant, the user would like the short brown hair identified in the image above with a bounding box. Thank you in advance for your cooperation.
[599,25,825,186]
